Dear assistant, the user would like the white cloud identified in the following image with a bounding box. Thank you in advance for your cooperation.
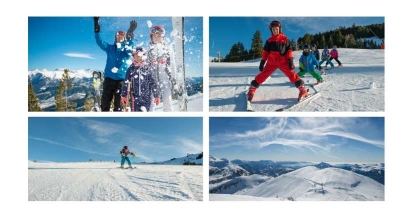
[64,53,96,59]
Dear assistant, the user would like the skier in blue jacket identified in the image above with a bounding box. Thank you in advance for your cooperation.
[120,146,136,168]
[94,17,136,112]
[298,44,324,84]
[121,47,161,112]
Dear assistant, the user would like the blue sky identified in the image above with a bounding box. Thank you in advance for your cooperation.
[28,117,203,163]
[210,17,385,58]
[210,117,384,163]
[28,17,203,77]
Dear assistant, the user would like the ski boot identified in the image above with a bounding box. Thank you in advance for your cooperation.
[338,63,343,67]
[298,85,309,102]
[121,165,125,169]
[247,86,257,101]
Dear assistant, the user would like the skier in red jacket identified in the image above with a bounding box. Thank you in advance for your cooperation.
[247,20,308,102]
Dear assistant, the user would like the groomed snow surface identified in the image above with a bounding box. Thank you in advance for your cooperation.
[209,48,384,112]
[28,162,203,201]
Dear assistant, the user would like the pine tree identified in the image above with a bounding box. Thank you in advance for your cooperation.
[83,91,94,111]
[28,82,42,111]
[55,69,77,111]
[320,35,326,49]
[250,30,263,59]
[335,30,343,47]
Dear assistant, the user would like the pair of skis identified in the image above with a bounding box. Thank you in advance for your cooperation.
[246,83,322,112]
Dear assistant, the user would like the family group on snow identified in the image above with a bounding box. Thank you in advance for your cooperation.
[93,17,180,112]
[247,20,343,103]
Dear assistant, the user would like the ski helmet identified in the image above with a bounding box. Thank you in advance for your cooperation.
[302,44,311,56]
[92,71,101,79]
[311,44,317,49]
[132,46,147,60]
[324,45,328,49]
[150,26,165,38]
[123,146,128,149]
[269,20,282,35]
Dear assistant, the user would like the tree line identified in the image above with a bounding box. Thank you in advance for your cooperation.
[212,23,384,63]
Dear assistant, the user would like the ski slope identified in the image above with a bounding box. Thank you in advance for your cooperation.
[209,48,384,112]
[28,162,203,201]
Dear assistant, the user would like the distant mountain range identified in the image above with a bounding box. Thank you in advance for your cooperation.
[150,152,203,165]
[28,69,203,111]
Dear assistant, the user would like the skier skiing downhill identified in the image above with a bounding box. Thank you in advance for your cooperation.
[247,20,308,102]
[319,45,334,69]
[298,44,324,84]
[120,146,136,169]
[146,25,177,112]
[121,47,161,112]
[94,17,136,112]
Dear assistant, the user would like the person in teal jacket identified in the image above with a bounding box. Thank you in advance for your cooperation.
[94,17,136,111]
[319,45,334,68]
[120,146,136,168]
[298,44,323,84]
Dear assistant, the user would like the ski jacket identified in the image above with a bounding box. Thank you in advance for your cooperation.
[299,53,320,71]
[312,49,320,61]
[330,49,339,58]
[121,63,159,102]
[147,41,176,82]
[261,33,293,65]
[95,33,134,81]
[321,49,330,60]
[120,149,135,157]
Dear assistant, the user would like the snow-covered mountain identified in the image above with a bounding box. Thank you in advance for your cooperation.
[209,156,385,199]
[153,152,203,165]
[241,166,384,201]
[28,161,202,201]
[209,48,384,112]
[209,155,249,184]
[210,174,269,194]
[28,68,203,111]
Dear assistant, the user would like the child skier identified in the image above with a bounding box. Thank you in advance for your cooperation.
[329,45,343,67]
[298,44,324,84]
[311,44,320,62]
[121,47,160,112]
[247,20,308,102]
[120,146,136,168]
[146,25,177,112]
[319,45,334,69]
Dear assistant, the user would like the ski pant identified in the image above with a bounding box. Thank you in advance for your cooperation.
[150,65,173,112]
[319,59,334,68]
[329,57,342,66]
[255,62,301,85]
[101,78,124,112]
[132,97,151,112]
[121,156,131,166]
[298,70,323,82]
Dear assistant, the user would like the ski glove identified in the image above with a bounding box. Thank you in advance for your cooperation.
[94,17,100,33]
[259,60,266,71]
[127,20,137,39]
[121,97,127,106]
[154,97,161,105]
[288,58,295,70]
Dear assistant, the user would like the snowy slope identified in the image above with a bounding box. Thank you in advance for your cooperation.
[242,166,384,201]
[28,162,202,201]
[209,48,384,112]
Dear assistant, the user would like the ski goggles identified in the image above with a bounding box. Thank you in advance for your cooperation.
[150,26,165,36]
[270,21,281,28]
[116,31,126,36]
[303,48,310,52]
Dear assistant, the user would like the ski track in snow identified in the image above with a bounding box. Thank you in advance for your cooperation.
[28,162,202,201]
[209,49,384,112]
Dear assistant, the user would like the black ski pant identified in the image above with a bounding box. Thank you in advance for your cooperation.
[101,77,124,112]
[329,57,342,65]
